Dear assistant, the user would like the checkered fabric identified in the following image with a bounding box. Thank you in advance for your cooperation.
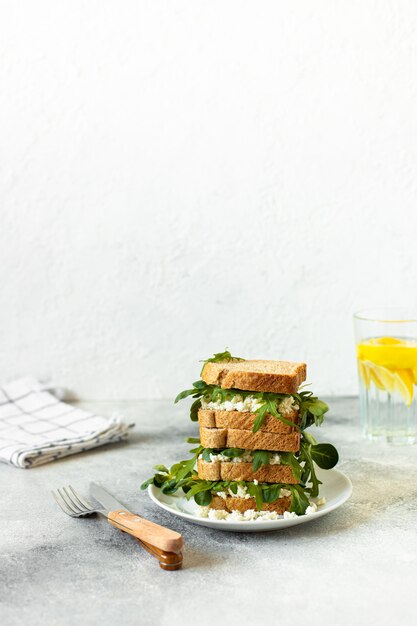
[0,377,131,468]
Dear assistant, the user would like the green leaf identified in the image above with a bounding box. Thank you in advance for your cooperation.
[310,443,339,469]
[200,350,245,374]
[221,448,245,459]
[252,450,270,471]
[252,403,269,433]
[140,477,154,490]
[308,400,329,416]
[262,484,281,503]
[303,431,318,445]
[190,398,201,422]
[185,480,213,499]
[174,388,198,403]
[247,483,263,510]
[299,438,322,497]
[153,473,167,488]
[289,485,309,515]
[201,448,213,462]
[279,452,303,482]
[194,490,212,506]
[161,479,178,495]
[186,437,201,444]
[152,464,169,473]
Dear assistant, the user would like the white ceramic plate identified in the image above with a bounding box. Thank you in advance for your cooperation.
[148,467,352,532]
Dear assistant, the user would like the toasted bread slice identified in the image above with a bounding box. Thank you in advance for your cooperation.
[198,408,298,434]
[197,458,298,483]
[201,359,306,394]
[210,494,291,515]
[199,426,300,452]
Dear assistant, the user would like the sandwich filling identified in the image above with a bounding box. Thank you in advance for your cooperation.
[199,450,282,465]
[200,394,298,416]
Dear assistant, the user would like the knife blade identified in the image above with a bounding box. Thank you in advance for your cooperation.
[90,482,126,514]
[89,482,184,554]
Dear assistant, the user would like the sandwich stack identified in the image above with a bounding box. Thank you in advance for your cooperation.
[142,352,339,521]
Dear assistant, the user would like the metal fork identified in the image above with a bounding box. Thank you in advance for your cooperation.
[52,485,183,570]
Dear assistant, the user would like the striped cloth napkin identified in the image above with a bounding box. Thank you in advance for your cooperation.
[0,377,131,468]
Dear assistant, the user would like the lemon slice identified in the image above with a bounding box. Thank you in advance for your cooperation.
[358,360,414,405]
[395,369,414,406]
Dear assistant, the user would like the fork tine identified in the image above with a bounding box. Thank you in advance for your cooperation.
[62,486,85,514]
[52,490,77,517]
[58,487,81,515]
[68,485,93,512]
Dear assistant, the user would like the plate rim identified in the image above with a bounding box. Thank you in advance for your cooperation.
[147,467,353,531]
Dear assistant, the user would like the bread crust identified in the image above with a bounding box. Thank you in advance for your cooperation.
[201,359,306,394]
[198,408,298,434]
[199,426,300,452]
[197,458,298,483]
[210,494,292,515]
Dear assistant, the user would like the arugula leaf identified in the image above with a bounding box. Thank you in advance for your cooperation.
[201,448,213,462]
[190,398,201,422]
[252,450,270,471]
[186,437,201,444]
[220,448,245,459]
[252,403,270,432]
[289,485,309,515]
[299,438,322,497]
[247,482,263,510]
[174,388,198,403]
[310,443,339,469]
[262,484,281,503]
[279,452,303,482]
[200,350,245,375]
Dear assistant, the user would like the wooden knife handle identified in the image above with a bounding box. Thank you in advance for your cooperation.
[107,509,184,553]
[137,539,183,570]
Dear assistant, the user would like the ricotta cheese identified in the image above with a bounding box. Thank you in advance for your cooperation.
[199,451,282,466]
[200,394,298,415]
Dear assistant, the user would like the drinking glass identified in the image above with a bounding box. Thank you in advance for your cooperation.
[354,308,417,444]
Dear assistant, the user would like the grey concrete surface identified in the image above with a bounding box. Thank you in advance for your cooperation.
[1,397,416,626]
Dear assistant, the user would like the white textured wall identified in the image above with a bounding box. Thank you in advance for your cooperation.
[1,1,417,399]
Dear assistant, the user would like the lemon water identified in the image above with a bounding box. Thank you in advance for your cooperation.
[357,337,417,444]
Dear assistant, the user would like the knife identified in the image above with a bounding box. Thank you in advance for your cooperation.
[89,482,184,556]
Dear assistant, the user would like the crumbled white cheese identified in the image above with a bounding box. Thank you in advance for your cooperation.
[207,452,232,462]
[280,489,291,497]
[316,497,326,507]
[230,484,251,499]
[198,506,210,518]
[197,507,286,522]
[278,396,299,416]
[253,479,259,485]
[200,394,298,415]
[208,509,229,520]
[215,491,227,500]
[305,503,318,515]
[199,450,282,466]
[269,453,281,465]
[283,511,298,520]
[227,510,246,521]
[239,450,254,463]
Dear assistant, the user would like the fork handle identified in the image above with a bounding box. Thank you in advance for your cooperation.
[107,509,184,553]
